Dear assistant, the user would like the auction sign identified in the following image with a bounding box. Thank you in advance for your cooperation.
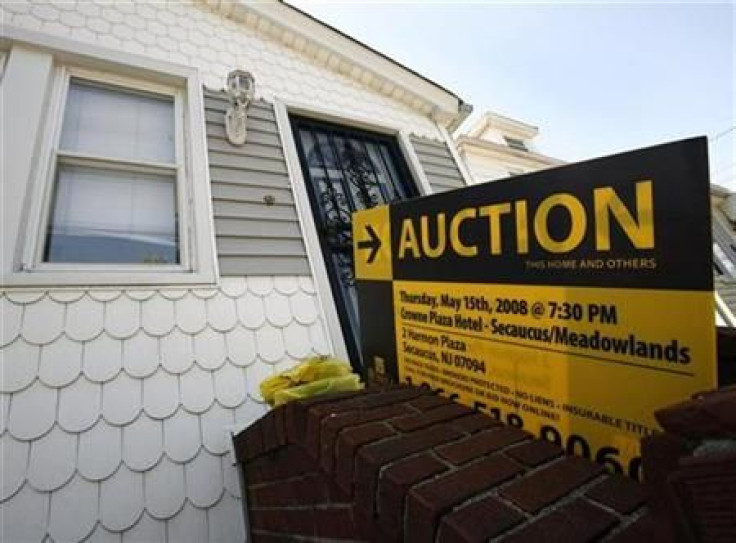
[353,137,716,478]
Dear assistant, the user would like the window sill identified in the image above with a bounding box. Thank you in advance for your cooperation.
[1,267,218,288]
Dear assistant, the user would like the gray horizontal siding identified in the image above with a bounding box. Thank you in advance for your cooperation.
[210,184,295,206]
[716,277,736,317]
[410,136,466,193]
[213,218,303,239]
[713,213,736,269]
[213,200,300,222]
[219,256,312,276]
[205,90,308,276]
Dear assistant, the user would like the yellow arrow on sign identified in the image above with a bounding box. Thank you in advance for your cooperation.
[353,205,392,281]
[357,224,381,264]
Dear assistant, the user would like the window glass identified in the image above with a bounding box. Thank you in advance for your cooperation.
[60,80,175,164]
[45,78,179,265]
[504,136,528,152]
[45,165,178,264]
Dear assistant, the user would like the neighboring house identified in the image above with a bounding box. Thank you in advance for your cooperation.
[710,184,736,325]
[0,1,473,541]
[456,112,736,327]
[454,110,564,182]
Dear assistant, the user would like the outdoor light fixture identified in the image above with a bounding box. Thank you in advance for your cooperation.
[225,69,255,146]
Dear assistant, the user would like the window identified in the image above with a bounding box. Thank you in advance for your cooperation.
[504,136,528,152]
[45,80,180,264]
[1,35,216,286]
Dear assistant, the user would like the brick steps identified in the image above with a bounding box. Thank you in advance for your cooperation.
[234,386,655,542]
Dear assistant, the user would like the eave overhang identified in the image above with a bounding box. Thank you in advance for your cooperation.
[200,0,472,131]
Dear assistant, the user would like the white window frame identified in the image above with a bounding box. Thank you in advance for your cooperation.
[31,67,189,272]
[1,26,218,286]
[273,97,434,360]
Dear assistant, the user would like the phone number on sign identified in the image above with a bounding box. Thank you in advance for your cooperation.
[403,377,642,481]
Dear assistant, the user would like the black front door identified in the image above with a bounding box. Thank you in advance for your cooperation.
[291,116,419,369]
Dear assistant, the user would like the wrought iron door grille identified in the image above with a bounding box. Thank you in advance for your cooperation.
[290,116,418,367]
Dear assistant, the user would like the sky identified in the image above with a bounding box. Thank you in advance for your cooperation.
[288,1,735,189]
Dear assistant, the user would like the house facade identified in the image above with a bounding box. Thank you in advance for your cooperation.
[454,110,564,182]
[710,184,736,325]
[0,1,472,541]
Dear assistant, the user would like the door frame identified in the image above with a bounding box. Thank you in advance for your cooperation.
[273,97,434,362]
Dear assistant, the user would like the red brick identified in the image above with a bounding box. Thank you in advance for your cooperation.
[334,422,396,493]
[691,383,736,400]
[640,432,689,518]
[249,508,315,536]
[669,452,736,542]
[391,403,473,433]
[305,385,420,425]
[450,412,503,434]
[259,410,281,453]
[250,505,356,539]
[308,386,423,432]
[273,407,287,445]
[354,423,463,514]
[237,388,666,542]
[252,532,300,542]
[586,475,648,514]
[354,507,395,543]
[505,439,564,467]
[244,445,315,484]
[500,456,604,513]
[247,473,339,507]
[313,505,358,539]
[502,499,618,543]
[436,427,530,465]
[286,390,370,445]
[437,496,524,543]
[376,453,449,537]
[606,515,662,543]
[318,412,363,472]
[284,400,302,445]
[234,425,263,461]
[405,454,523,542]
[409,394,451,411]
[303,386,392,457]
[655,387,736,439]
[356,385,429,410]
[319,403,411,474]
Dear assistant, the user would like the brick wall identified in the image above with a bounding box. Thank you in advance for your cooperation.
[234,386,655,542]
[642,385,736,542]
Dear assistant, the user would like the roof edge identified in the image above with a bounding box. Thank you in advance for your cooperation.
[466,111,539,140]
[457,135,566,168]
[200,0,472,129]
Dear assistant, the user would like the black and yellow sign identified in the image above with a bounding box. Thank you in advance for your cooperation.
[353,137,716,477]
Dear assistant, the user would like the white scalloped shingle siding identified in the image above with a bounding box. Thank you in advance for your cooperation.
[0,277,329,542]
[0,0,442,139]
[0,1,466,540]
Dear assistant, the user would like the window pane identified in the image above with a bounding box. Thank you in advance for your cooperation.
[45,165,178,264]
[504,136,528,152]
[60,80,175,164]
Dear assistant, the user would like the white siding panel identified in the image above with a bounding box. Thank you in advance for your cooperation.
[0,278,331,541]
